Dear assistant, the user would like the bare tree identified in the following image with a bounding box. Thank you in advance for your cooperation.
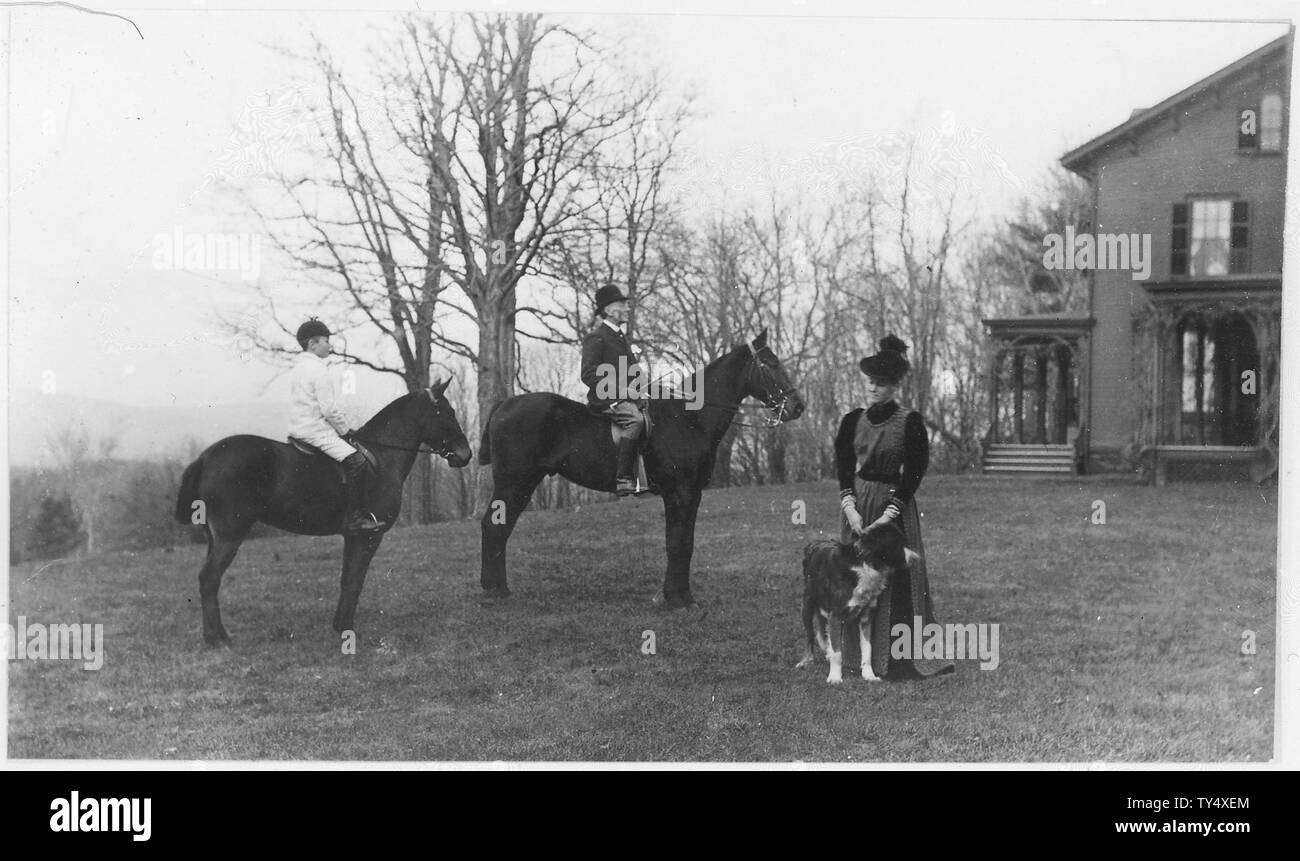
[239,13,667,519]
[49,427,120,555]
[536,76,690,346]
[403,14,653,433]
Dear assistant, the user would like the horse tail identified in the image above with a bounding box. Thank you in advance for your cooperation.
[478,400,503,465]
[174,457,203,524]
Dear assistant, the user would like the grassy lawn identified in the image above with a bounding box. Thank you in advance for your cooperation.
[7,475,1276,762]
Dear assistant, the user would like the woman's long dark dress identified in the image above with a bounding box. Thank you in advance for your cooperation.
[836,401,955,680]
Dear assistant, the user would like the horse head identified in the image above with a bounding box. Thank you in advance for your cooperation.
[422,378,473,467]
[742,328,805,422]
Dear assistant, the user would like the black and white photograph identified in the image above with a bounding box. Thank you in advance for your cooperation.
[3,0,1296,771]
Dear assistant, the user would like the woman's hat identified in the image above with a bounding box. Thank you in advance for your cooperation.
[595,283,628,314]
[859,334,910,383]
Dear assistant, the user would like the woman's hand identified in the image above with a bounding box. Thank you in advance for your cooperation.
[840,496,864,534]
[867,502,903,531]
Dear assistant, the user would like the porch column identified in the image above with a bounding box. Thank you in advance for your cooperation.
[988,348,1001,444]
[1194,317,1206,445]
[1169,316,1185,444]
[1056,343,1071,444]
[1034,346,1049,444]
[1013,349,1025,444]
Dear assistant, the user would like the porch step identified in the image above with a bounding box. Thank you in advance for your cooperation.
[982,443,1076,475]
[985,444,1074,452]
[977,465,1071,473]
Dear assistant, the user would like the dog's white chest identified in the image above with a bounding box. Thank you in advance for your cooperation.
[847,562,885,612]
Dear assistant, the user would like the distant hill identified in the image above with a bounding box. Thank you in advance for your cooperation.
[7,389,292,466]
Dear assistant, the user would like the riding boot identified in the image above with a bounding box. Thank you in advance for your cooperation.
[615,437,639,497]
[342,452,384,534]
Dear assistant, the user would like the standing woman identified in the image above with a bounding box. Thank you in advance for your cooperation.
[836,335,955,680]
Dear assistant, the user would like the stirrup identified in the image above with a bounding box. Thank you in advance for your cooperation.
[343,512,386,534]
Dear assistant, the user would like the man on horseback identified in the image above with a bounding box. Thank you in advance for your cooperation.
[580,284,646,497]
[288,319,385,534]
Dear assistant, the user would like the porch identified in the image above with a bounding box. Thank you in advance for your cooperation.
[1142,276,1280,485]
[980,314,1093,475]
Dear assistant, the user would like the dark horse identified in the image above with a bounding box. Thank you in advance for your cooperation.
[174,379,473,644]
[479,330,804,608]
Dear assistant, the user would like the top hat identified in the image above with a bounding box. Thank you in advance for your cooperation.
[859,334,910,384]
[595,283,629,315]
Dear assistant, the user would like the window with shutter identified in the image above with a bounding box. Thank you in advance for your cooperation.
[1189,199,1232,277]
[1171,203,1188,276]
[1230,201,1250,272]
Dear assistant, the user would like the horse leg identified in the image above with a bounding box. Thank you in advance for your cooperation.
[197,520,250,646]
[661,487,702,609]
[333,533,384,634]
[480,474,542,596]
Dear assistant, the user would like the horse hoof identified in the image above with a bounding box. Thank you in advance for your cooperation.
[482,586,511,600]
[203,634,231,648]
[662,594,700,611]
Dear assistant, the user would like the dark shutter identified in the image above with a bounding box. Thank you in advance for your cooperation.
[1231,200,1250,273]
[1239,105,1259,149]
[1171,202,1188,276]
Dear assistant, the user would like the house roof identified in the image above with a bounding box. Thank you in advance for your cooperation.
[1061,31,1292,175]
[982,313,1095,340]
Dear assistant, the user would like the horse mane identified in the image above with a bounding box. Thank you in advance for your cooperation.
[357,391,423,435]
[643,341,752,422]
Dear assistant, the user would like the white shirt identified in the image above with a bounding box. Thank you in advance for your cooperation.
[602,318,625,336]
[287,352,353,440]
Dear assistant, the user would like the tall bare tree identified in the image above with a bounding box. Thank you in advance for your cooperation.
[240,13,666,518]
[407,14,652,433]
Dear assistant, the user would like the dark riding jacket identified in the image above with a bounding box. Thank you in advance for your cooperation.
[581,321,638,411]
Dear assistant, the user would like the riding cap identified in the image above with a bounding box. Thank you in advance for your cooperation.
[859,334,910,384]
[595,283,629,315]
[296,318,331,347]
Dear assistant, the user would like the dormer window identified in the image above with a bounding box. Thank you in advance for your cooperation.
[1239,93,1284,152]
[1260,93,1283,151]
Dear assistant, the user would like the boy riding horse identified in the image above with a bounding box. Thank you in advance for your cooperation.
[580,284,647,497]
[288,319,386,534]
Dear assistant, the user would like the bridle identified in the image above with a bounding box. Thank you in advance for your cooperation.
[701,341,801,428]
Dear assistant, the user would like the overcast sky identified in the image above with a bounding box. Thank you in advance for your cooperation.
[3,1,1292,415]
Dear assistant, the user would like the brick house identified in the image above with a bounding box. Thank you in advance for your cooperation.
[982,31,1289,482]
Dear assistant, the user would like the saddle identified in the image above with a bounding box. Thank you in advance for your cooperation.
[288,437,380,473]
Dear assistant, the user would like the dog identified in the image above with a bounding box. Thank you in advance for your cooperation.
[796,522,920,684]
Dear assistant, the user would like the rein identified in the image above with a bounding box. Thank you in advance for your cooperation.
[698,345,799,428]
[351,436,460,459]
[349,389,463,460]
